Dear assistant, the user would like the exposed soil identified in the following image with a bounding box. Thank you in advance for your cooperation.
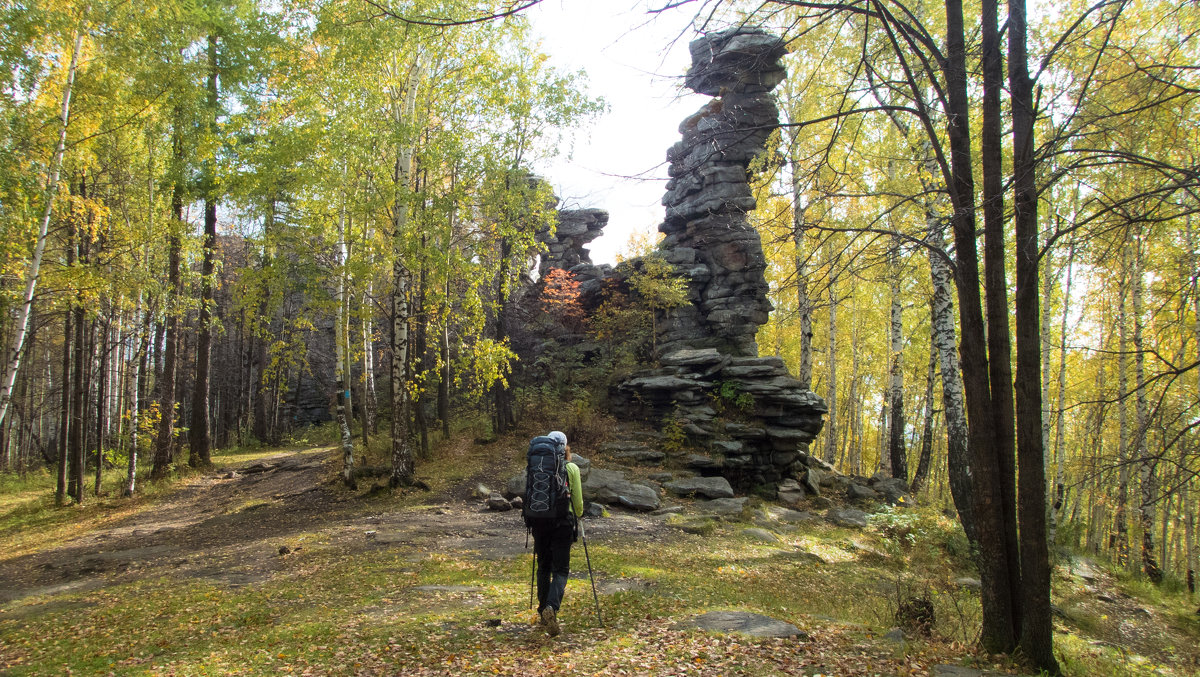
[0,442,672,607]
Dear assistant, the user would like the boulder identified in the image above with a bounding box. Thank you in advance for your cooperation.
[487,494,512,511]
[613,484,661,512]
[684,454,721,470]
[846,484,881,502]
[504,473,525,499]
[585,469,661,511]
[802,468,822,497]
[776,479,806,506]
[664,476,735,499]
[871,476,911,505]
[825,507,869,529]
[699,497,748,516]
[571,453,591,483]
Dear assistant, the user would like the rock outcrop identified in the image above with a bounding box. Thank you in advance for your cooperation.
[536,207,613,302]
[657,28,787,358]
[612,28,828,492]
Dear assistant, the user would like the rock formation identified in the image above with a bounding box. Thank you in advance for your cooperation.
[612,27,829,492]
[537,207,612,298]
[657,28,787,358]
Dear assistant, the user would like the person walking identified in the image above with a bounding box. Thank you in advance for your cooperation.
[526,430,583,636]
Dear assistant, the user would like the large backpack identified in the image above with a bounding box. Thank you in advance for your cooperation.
[523,435,570,526]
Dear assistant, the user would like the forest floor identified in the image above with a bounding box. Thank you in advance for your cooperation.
[1,431,1198,676]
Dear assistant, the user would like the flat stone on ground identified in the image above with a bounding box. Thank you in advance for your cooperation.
[678,610,807,639]
[742,527,780,543]
[825,507,869,529]
[699,497,748,516]
[664,476,735,499]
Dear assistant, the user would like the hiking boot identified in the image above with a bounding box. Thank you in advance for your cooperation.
[540,606,560,636]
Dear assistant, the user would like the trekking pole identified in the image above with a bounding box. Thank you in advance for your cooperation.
[578,518,604,628]
[528,530,536,611]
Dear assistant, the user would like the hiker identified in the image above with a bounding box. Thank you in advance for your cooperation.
[524,430,583,636]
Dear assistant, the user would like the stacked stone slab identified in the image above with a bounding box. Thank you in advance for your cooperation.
[612,28,828,491]
[657,28,787,358]
[537,207,613,298]
[612,348,827,488]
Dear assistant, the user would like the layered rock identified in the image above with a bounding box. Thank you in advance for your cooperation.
[657,28,787,358]
[612,28,828,491]
[612,347,827,487]
[537,207,613,299]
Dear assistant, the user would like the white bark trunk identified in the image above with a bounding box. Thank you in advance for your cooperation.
[1189,216,1199,594]
[928,212,972,535]
[824,241,837,464]
[1132,238,1160,580]
[848,314,862,476]
[362,280,376,434]
[887,234,905,479]
[389,52,422,487]
[1116,245,1131,567]
[1050,242,1075,545]
[336,198,355,487]
[0,17,86,429]
[789,138,814,389]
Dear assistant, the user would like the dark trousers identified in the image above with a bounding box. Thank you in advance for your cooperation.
[532,520,574,612]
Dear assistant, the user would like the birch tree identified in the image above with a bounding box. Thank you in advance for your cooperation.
[0,7,87,432]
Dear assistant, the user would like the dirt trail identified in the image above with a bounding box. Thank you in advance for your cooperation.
[0,444,663,605]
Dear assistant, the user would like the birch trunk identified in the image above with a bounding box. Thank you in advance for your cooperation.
[1189,217,1199,596]
[56,308,72,507]
[1185,482,1195,595]
[929,214,974,542]
[788,135,814,389]
[389,53,422,488]
[1050,243,1076,545]
[1132,238,1161,582]
[1086,351,1107,554]
[848,317,861,476]
[361,280,376,444]
[1116,246,1131,566]
[336,199,356,488]
[823,242,837,464]
[887,234,906,480]
[1041,248,1055,528]
[125,301,150,497]
[910,335,936,495]
[94,316,108,495]
[69,271,86,503]
[0,16,86,430]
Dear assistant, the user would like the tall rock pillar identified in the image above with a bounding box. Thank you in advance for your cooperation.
[657,28,787,357]
[614,28,828,492]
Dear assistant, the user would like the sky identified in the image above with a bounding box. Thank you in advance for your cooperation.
[523,1,710,265]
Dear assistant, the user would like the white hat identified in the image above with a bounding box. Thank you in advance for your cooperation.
[548,431,568,446]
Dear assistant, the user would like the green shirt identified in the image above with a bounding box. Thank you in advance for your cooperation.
[565,461,584,518]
